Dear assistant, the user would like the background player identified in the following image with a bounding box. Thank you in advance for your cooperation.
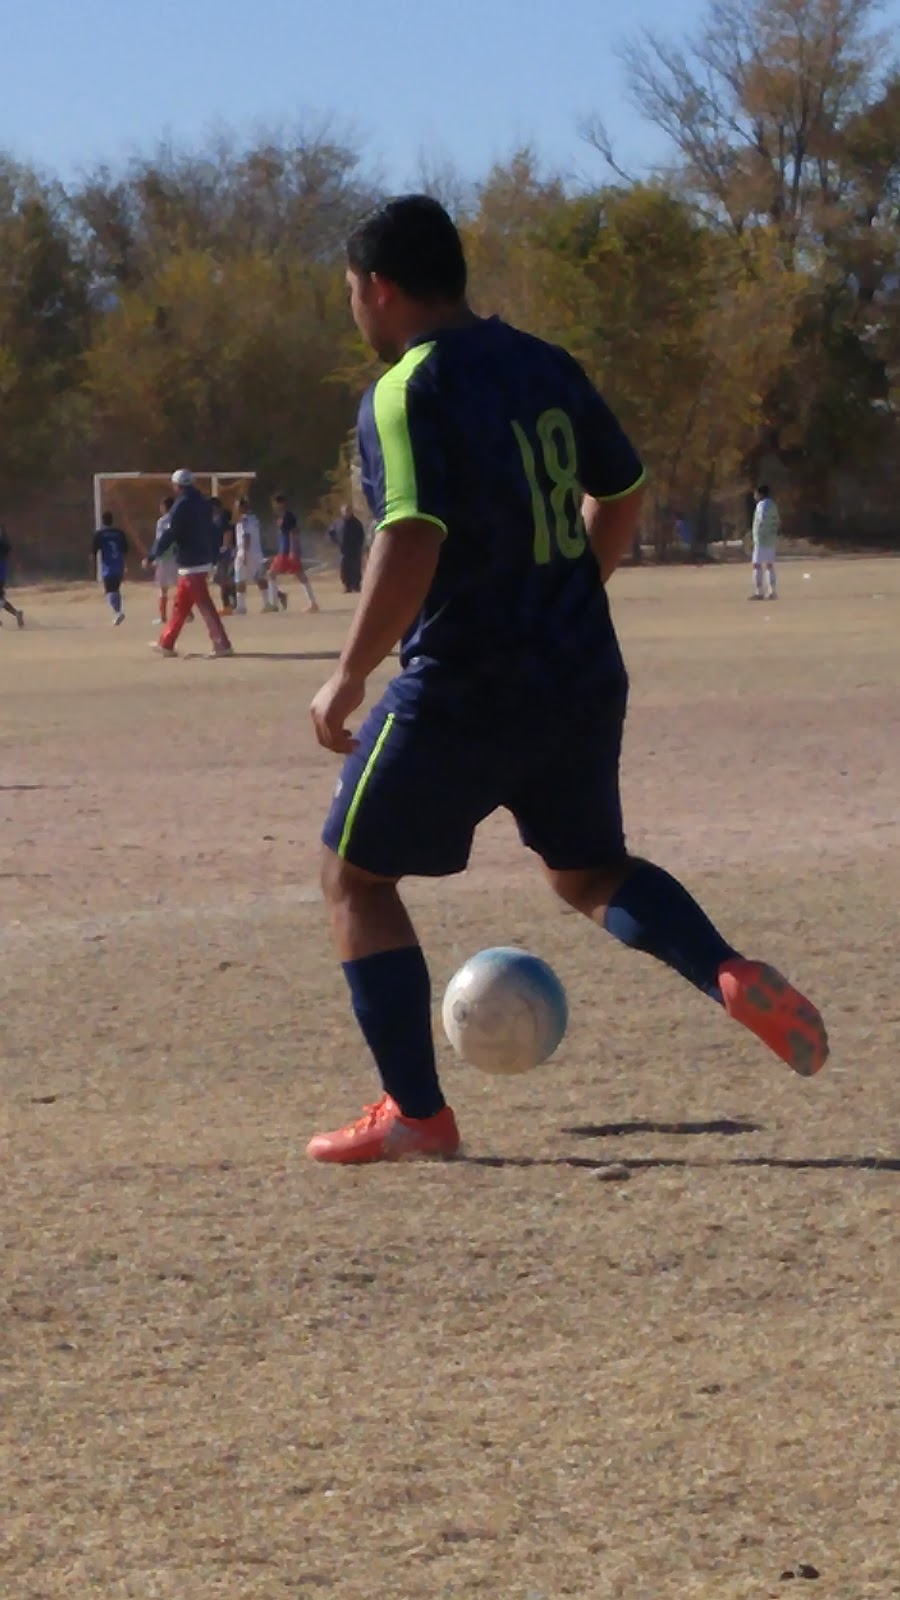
[0,523,25,628]
[268,493,319,612]
[210,497,236,613]
[233,496,268,613]
[750,483,780,600]
[307,195,828,1164]
[91,511,128,625]
[146,469,233,657]
[152,495,178,625]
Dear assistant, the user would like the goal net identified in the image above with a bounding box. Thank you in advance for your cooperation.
[93,471,257,561]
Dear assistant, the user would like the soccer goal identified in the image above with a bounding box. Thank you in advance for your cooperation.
[93,471,257,558]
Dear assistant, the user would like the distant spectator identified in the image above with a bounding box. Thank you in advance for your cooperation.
[329,503,366,593]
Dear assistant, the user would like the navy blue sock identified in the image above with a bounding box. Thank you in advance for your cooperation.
[342,946,446,1120]
[604,861,739,1003]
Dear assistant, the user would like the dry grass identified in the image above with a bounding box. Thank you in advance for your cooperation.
[1,560,898,1600]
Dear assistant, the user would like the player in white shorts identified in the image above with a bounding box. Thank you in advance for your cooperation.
[233,497,268,613]
[152,496,179,625]
[749,484,780,600]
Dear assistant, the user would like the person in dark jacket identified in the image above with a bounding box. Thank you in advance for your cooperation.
[145,470,233,657]
[0,524,24,628]
[329,504,365,593]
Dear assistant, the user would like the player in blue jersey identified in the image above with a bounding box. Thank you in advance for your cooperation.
[92,512,128,625]
[307,196,828,1164]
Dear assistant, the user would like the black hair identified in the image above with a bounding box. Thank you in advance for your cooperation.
[272,491,286,503]
[757,483,771,497]
[101,511,114,526]
[209,495,221,508]
[162,495,174,511]
[347,194,467,302]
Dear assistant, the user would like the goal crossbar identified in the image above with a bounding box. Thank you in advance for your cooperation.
[93,471,257,528]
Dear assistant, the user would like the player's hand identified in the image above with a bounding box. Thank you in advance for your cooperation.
[311,670,365,754]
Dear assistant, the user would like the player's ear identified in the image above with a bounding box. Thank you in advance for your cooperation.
[369,272,396,310]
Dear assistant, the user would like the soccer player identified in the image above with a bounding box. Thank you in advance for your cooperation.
[268,493,319,612]
[307,196,829,1165]
[152,496,178,625]
[210,498,237,613]
[146,470,233,657]
[233,497,268,613]
[0,524,24,628]
[92,511,128,625]
[750,484,780,600]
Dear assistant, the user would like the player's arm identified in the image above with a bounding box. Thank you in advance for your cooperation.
[338,521,443,680]
[583,484,645,584]
[311,375,447,754]
[576,376,646,583]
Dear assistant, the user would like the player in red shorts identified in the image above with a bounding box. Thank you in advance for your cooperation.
[267,493,319,613]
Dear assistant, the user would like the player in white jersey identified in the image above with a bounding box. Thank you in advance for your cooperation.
[749,484,780,600]
[152,496,179,625]
[233,497,269,613]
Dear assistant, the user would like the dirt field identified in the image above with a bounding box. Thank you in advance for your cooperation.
[1,560,897,1600]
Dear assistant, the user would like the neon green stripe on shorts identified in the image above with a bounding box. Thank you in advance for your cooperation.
[338,712,396,859]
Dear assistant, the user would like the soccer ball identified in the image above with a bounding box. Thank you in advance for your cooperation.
[441,947,568,1076]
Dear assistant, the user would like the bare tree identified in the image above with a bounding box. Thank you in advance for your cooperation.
[619,0,887,249]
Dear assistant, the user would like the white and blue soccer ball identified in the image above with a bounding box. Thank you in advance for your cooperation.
[441,947,568,1076]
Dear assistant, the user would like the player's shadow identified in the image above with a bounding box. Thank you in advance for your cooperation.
[235,650,343,662]
[563,1118,763,1138]
[178,650,343,662]
[462,1153,900,1173]
[0,783,47,792]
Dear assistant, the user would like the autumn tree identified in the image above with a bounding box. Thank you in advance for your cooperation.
[589,0,900,534]
[0,160,91,489]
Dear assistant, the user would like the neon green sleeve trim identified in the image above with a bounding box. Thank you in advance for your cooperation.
[372,343,439,525]
[377,511,448,536]
[594,468,647,504]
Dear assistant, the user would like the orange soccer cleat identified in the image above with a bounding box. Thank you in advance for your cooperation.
[719,958,829,1077]
[306,1095,461,1165]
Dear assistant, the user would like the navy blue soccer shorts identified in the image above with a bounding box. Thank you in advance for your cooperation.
[322,680,628,878]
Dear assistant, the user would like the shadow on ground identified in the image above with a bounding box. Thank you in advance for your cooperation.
[463,1153,899,1173]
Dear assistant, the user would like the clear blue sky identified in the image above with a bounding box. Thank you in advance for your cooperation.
[3,0,716,188]
[7,0,900,191]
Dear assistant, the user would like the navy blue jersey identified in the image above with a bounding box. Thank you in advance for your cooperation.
[356,316,643,707]
[92,526,128,578]
[148,486,217,570]
[276,508,298,556]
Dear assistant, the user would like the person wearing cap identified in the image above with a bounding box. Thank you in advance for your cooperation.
[145,470,233,657]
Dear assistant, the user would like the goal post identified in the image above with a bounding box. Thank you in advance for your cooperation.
[92,471,257,561]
